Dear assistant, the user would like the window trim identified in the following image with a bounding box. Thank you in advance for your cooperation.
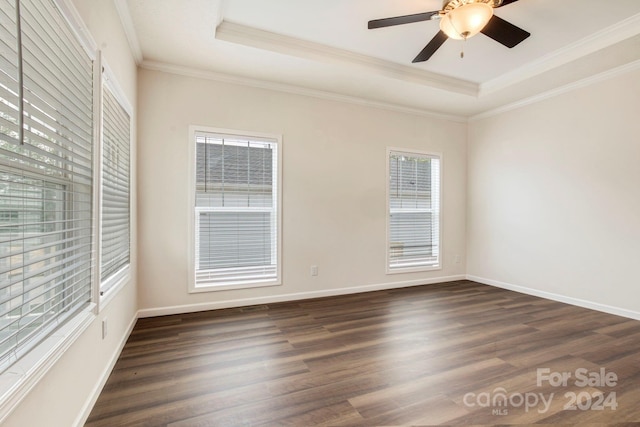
[187,126,283,293]
[0,305,94,423]
[385,147,443,275]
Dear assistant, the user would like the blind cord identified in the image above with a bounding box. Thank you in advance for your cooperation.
[15,0,24,145]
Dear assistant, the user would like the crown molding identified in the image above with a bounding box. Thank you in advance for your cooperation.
[113,0,143,65]
[480,12,640,96]
[215,20,479,97]
[471,59,640,121]
[140,60,468,123]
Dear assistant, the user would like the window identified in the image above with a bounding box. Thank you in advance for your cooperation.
[387,149,441,272]
[191,129,281,290]
[100,83,131,293]
[0,0,94,370]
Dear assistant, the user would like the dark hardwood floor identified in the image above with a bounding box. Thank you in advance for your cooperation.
[86,280,640,426]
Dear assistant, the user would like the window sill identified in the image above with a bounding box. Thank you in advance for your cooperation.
[386,265,442,275]
[0,305,95,423]
[99,265,131,312]
[189,279,281,294]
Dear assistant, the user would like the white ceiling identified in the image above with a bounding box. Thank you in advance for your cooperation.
[119,0,640,118]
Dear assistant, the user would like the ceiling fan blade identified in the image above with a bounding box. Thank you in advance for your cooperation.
[412,30,448,63]
[496,0,520,7]
[368,11,439,29]
[481,15,530,48]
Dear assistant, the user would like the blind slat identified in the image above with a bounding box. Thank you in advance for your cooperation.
[100,86,130,286]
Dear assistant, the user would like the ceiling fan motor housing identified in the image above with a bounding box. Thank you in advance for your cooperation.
[442,0,502,13]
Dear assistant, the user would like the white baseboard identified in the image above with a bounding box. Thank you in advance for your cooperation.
[467,275,640,321]
[73,311,139,427]
[138,275,467,318]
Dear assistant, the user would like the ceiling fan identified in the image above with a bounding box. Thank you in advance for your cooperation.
[368,0,530,62]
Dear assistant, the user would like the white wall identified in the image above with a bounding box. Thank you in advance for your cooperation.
[467,68,640,317]
[137,69,468,315]
[2,0,138,426]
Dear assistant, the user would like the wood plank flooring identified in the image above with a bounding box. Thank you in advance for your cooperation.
[86,280,640,426]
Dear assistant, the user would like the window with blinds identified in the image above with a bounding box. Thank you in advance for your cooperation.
[0,0,94,370]
[387,150,441,272]
[193,131,280,288]
[100,84,130,291]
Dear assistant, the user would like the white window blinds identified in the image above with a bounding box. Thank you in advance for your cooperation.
[194,131,279,287]
[0,0,93,371]
[100,84,130,288]
[0,1,19,151]
[388,150,440,271]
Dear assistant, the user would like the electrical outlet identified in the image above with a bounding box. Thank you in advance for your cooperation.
[454,254,461,264]
[102,318,108,339]
[310,265,318,276]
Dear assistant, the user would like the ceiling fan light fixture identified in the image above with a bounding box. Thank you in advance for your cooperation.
[439,1,494,40]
